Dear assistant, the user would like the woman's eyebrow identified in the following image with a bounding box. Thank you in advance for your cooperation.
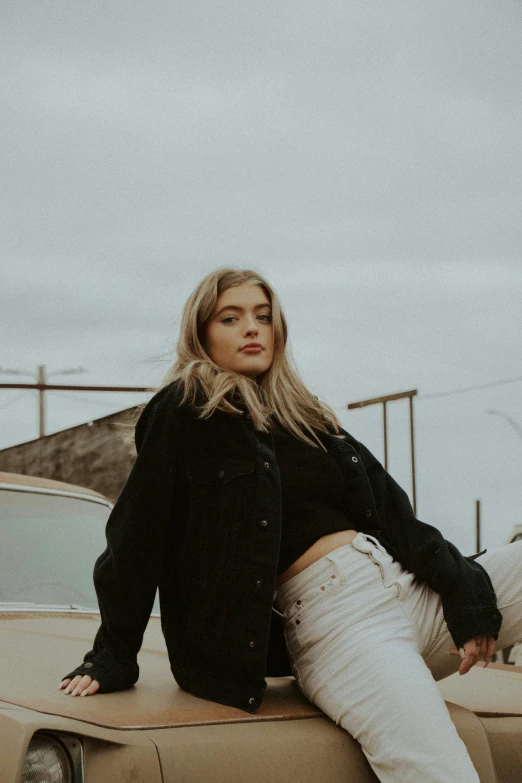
[215,304,271,317]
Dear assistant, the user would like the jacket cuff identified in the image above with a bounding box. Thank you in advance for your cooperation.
[445,605,503,650]
[62,648,139,693]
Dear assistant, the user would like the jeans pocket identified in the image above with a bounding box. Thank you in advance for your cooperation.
[291,574,340,648]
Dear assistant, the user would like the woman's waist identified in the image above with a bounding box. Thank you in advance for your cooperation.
[276,529,359,587]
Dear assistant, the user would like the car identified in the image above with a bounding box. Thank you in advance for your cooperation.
[500,525,522,666]
[2,469,522,782]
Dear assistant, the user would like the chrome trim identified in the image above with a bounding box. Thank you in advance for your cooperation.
[0,483,113,508]
[0,605,162,616]
[0,605,100,613]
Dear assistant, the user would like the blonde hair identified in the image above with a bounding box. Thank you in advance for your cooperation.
[122,267,345,450]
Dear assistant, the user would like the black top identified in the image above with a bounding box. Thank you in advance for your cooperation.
[272,423,350,575]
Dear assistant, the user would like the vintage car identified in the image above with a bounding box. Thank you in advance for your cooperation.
[2,469,522,782]
[500,525,522,667]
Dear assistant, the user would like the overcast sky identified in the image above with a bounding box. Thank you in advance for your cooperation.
[1,0,521,553]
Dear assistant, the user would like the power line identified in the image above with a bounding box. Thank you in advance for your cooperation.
[418,374,522,400]
[331,373,522,410]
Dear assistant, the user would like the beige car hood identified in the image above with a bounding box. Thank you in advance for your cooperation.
[3,612,522,731]
[0,612,320,730]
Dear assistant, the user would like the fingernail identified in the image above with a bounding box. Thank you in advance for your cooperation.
[80,690,88,696]
[72,689,79,696]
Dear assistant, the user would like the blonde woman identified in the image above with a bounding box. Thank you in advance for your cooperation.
[60,268,522,782]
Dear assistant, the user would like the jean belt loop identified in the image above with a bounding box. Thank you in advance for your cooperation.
[363,533,387,555]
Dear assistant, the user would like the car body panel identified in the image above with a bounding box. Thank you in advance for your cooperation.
[1,614,320,730]
[438,663,522,717]
[0,471,109,500]
[0,703,162,783]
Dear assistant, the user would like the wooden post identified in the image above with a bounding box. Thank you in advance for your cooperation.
[348,389,418,516]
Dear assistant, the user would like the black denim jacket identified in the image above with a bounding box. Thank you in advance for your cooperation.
[62,381,502,714]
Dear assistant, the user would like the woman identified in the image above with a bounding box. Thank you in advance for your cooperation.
[59,268,522,782]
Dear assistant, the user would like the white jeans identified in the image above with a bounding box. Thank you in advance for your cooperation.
[274,532,522,783]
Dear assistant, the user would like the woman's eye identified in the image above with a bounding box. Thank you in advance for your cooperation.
[221,314,271,324]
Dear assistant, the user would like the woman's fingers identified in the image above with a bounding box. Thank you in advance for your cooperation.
[79,678,100,696]
[59,674,100,696]
[60,675,81,692]
[485,635,496,666]
[459,640,479,675]
[449,635,497,670]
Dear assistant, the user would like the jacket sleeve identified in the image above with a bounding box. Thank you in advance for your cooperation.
[351,434,503,650]
[61,383,185,692]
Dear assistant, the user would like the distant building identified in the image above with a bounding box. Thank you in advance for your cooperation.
[0,407,140,503]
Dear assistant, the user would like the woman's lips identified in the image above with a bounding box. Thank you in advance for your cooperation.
[241,346,262,353]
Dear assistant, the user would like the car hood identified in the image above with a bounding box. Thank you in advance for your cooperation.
[3,611,522,731]
[0,612,320,730]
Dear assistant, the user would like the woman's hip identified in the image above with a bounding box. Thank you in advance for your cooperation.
[274,532,415,652]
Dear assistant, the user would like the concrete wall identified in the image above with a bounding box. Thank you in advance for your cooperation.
[0,407,142,503]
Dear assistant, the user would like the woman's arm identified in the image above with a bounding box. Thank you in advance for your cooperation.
[349,432,502,651]
[60,382,185,693]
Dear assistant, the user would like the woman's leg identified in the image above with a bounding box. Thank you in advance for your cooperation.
[410,540,522,680]
[274,533,480,783]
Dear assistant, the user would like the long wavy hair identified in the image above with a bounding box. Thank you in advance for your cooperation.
[120,268,345,451]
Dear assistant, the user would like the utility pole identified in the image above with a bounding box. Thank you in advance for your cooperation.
[38,366,45,438]
[0,366,152,438]
[348,389,418,516]
[475,499,481,552]
[0,365,86,437]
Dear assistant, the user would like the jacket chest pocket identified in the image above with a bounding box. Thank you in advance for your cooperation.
[185,457,256,532]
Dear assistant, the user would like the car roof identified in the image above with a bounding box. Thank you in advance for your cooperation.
[0,471,107,500]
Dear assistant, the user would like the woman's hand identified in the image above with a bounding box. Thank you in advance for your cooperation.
[448,634,496,675]
[59,675,100,696]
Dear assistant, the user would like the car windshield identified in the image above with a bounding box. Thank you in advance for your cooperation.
[0,488,161,613]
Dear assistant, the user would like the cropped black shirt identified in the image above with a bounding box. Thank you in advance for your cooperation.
[272,423,351,575]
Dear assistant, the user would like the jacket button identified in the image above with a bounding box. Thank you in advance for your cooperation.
[260,519,268,527]
[256,579,262,587]
[84,662,94,668]
[264,461,270,469]
[249,640,256,648]
[218,469,225,478]
[365,509,372,518]
[249,697,255,704]
[351,456,359,463]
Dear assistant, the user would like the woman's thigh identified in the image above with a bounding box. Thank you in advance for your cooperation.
[277,536,480,782]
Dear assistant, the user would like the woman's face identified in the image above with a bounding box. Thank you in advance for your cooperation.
[202,283,274,380]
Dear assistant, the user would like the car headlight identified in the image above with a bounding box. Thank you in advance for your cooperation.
[21,732,82,783]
